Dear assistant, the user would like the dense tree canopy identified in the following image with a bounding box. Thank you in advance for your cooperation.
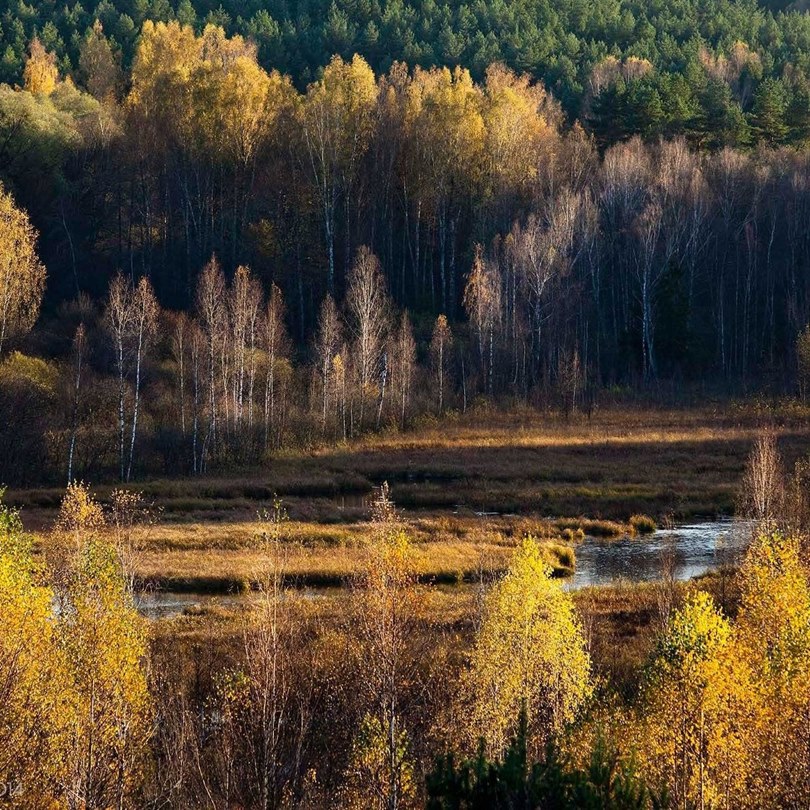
[2,0,810,129]
[0,12,810,481]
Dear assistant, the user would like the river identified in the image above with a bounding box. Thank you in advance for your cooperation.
[567,518,753,589]
[136,519,754,619]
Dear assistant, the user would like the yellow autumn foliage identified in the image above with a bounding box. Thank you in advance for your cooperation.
[0,495,70,806]
[463,536,592,758]
[640,591,758,808]
[0,484,152,807]
[301,54,378,163]
[0,184,46,356]
[736,532,810,806]
[59,536,152,808]
[633,532,810,808]
[482,63,559,200]
[129,21,293,165]
[347,485,420,809]
[23,37,59,96]
[405,65,485,213]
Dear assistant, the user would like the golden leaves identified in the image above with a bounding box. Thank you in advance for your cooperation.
[23,37,59,96]
[463,536,593,759]
[128,21,293,164]
[0,485,151,806]
[638,531,810,808]
[0,184,46,355]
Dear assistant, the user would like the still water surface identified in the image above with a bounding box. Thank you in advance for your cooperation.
[567,519,753,589]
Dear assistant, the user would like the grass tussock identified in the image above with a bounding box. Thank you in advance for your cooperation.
[629,513,657,534]
[561,527,586,543]
[545,542,576,574]
[555,517,626,538]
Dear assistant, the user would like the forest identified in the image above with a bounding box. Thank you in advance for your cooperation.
[1,19,810,483]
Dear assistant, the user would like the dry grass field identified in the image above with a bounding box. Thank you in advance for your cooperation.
[15,401,810,518]
[148,568,742,705]
[11,402,810,595]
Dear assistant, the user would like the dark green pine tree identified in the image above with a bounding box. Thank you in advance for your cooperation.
[696,78,751,150]
[657,72,701,139]
[587,79,631,149]
[786,77,810,145]
[624,79,665,140]
[426,706,662,809]
[751,77,789,146]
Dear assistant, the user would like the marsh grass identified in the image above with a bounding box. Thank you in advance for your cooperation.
[14,404,810,522]
[629,513,657,534]
[555,518,626,537]
[14,405,807,608]
[149,574,727,707]
[127,533,576,593]
[30,507,579,594]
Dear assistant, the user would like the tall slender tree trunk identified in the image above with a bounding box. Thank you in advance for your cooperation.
[126,328,144,482]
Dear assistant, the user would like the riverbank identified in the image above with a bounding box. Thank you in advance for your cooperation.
[126,518,749,611]
[148,569,744,703]
[12,404,798,599]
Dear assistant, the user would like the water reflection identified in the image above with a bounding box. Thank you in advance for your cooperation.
[567,519,754,590]
[135,588,327,620]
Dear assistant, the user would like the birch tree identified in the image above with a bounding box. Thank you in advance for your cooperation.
[196,257,226,456]
[300,55,378,291]
[59,511,153,809]
[389,311,416,429]
[508,189,587,376]
[23,36,59,96]
[405,66,485,312]
[214,507,313,808]
[464,245,502,395]
[348,485,420,809]
[263,283,289,451]
[641,592,755,810]
[346,247,389,430]
[229,265,262,428]
[170,313,189,438]
[189,320,204,474]
[313,294,342,435]
[126,276,158,481]
[463,537,592,759]
[430,314,453,414]
[66,324,86,484]
[0,184,46,357]
[107,273,133,482]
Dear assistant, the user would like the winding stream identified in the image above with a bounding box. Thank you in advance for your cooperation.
[136,519,754,619]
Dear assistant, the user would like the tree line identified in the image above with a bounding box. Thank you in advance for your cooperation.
[1,0,810,122]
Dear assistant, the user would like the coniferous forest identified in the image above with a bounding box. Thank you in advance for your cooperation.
[4,3,810,809]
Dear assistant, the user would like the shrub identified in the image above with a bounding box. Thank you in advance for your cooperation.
[427,708,660,809]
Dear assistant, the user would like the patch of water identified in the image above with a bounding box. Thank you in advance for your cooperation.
[566,519,754,590]
[136,519,756,618]
[136,589,326,620]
